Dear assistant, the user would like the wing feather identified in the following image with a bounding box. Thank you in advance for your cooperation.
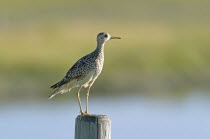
[50,55,90,89]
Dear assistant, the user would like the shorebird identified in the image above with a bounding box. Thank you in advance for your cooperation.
[49,32,121,116]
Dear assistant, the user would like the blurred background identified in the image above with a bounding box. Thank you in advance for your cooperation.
[1,0,210,139]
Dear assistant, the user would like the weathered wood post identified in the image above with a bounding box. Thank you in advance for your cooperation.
[75,115,111,139]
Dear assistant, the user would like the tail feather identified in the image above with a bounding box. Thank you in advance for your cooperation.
[48,94,56,99]
[51,78,67,89]
[48,88,72,99]
[50,82,60,89]
[48,88,60,99]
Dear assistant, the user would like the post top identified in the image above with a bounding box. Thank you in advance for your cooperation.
[75,114,111,139]
[76,115,110,123]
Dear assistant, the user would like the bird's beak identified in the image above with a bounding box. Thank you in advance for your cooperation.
[110,36,121,39]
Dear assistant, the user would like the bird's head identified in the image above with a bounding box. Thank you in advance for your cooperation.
[96,32,121,45]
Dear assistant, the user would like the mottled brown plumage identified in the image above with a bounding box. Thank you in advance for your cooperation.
[49,32,121,115]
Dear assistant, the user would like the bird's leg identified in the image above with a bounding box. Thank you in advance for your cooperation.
[77,86,84,115]
[85,86,91,114]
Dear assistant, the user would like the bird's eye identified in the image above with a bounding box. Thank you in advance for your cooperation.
[104,34,108,38]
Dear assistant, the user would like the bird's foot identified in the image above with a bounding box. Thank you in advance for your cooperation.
[80,112,92,116]
[83,112,93,116]
[79,112,95,119]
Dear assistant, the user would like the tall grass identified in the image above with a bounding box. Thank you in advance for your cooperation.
[1,0,210,103]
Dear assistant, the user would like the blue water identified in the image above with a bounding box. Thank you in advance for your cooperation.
[1,93,210,139]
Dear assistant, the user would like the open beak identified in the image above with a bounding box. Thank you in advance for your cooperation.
[110,36,121,39]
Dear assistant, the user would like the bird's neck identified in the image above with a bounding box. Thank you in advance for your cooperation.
[95,42,105,54]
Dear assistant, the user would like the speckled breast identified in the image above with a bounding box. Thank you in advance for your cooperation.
[94,52,104,76]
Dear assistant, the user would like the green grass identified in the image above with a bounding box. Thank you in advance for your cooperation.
[1,1,210,103]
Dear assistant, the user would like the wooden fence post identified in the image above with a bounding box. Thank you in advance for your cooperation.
[75,115,111,139]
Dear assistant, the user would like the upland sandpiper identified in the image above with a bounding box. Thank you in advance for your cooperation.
[49,32,121,116]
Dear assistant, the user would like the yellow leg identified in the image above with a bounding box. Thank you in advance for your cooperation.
[85,86,91,114]
[77,86,83,115]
